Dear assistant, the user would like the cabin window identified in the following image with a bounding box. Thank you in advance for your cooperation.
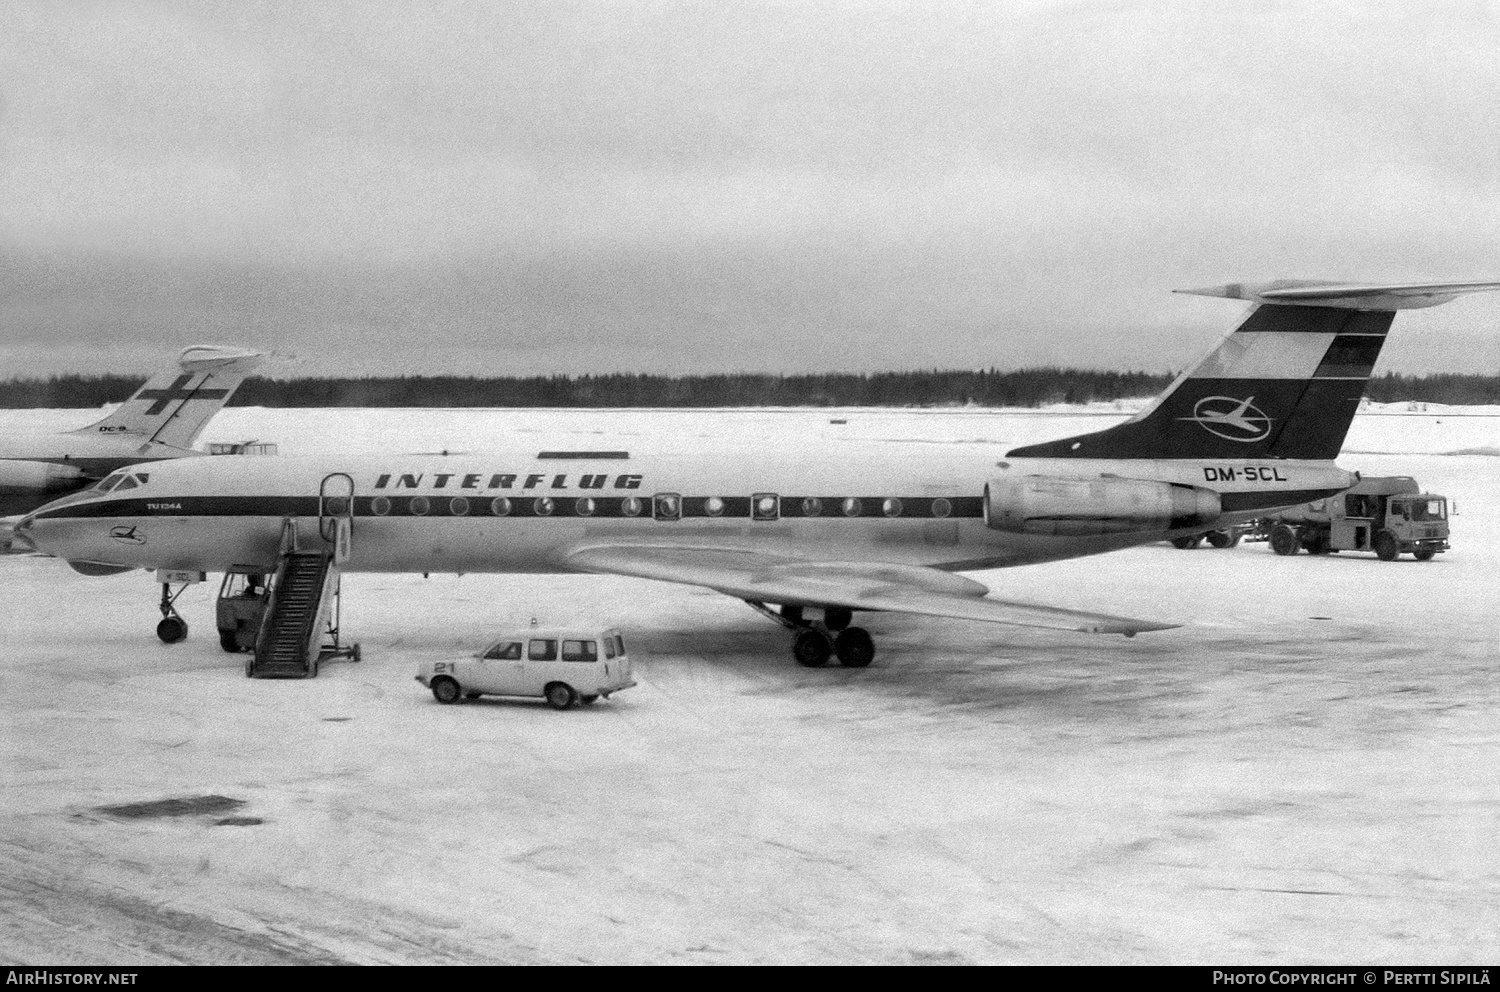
[576,497,596,516]
[371,496,391,516]
[449,497,469,516]
[562,639,598,662]
[752,493,779,521]
[882,498,903,517]
[528,639,558,661]
[324,496,349,515]
[622,496,644,517]
[802,497,822,516]
[842,497,862,517]
[654,493,681,521]
[490,497,512,516]
[533,496,555,516]
[409,496,430,516]
[484,641,522,660]
[931,497,951,518]
[705,496,725,516]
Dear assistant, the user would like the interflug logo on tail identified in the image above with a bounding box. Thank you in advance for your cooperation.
[1179,396,1273,443]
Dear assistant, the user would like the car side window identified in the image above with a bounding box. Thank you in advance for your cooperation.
[484,641,522,660]
[613,634,626,656]
[528,639,557,661]
[562,639,598,662]
[603,636,616,659]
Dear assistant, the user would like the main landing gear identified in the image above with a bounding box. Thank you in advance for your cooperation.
[746,601,876,668]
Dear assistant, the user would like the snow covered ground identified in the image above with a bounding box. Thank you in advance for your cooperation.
[2,406,1498,964]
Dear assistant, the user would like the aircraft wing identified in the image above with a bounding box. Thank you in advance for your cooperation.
[564,544,1176,636]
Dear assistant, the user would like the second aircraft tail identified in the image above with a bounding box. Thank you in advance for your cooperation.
[72,345,265,451]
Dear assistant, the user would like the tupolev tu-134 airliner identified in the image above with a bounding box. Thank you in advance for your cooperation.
[16,280,1500,669]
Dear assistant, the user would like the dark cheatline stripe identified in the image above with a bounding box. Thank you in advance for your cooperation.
[535,451,630,460]
[1219,489,1345,513]
[36,493,988,521]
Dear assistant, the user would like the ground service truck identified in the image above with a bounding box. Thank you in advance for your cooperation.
[1260,476,1449,560]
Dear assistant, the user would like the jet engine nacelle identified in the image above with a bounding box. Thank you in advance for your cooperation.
[984,475,1221,536]
[0,460,85,495]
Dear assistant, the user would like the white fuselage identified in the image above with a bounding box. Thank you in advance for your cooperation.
[19,441,1355,576]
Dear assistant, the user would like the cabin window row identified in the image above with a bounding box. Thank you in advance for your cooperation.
[361,493,972,520]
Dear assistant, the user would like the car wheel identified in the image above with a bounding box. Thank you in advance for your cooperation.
[1373,531,1401,561]
[218,630,240,653]
[545,683,576,710]
[1171,534,1203,549]
[431,677,461,704]
[1413,549,1437,561]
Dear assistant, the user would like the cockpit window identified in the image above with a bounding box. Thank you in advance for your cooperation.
[92,471,130,493]
[135,472,148,484]
[113,476,138,492]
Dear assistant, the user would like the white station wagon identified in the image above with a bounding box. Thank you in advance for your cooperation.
[417,627,636,710]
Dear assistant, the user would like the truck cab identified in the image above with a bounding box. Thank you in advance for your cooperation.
[1264,476,1449,561]
[417,627,636,709]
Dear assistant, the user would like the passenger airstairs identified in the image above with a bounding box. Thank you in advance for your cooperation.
[246,474,360,678]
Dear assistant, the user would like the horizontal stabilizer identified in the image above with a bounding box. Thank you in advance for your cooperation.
[1176,279,1500,310]
[177,345,266,374]
[566,544,1176,636]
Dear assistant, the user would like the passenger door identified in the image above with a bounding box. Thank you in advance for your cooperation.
[525,638,558,694]
[475,640,524,692]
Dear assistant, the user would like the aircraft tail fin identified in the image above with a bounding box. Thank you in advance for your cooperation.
[1006,280,1500,461]
[71,346,264,450]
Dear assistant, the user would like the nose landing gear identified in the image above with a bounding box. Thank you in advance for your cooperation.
[156,580,191,644]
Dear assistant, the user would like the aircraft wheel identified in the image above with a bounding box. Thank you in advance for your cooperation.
[1413,549,1437,561]
[1373,531,1401,561]
[218,630,240,654]
[157,616,188,644]
[545,682,577,710]
[1269,525,1300,556]
[580,694,599,706]
[1171,534,1203,550]
[824,607,853,632]
[431,677,461,704]
[1205,529,1239,549]
[834,627,875,668]
[792,629,832,668]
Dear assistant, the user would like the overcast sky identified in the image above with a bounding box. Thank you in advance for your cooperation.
[3,0,1499,379]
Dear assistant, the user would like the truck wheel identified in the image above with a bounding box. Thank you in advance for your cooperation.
[1269,525,1300,556]
[431,677,462,704]
[219,630,240,653]
[1205,530,1239,549]
[1413,550,1437,561]
[545,682,577,710]
[1373,531,1401,561]
[1302,531,1331,555]
[1171,535,1203,549]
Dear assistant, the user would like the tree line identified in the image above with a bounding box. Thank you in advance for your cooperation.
[2,369,1498,409]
